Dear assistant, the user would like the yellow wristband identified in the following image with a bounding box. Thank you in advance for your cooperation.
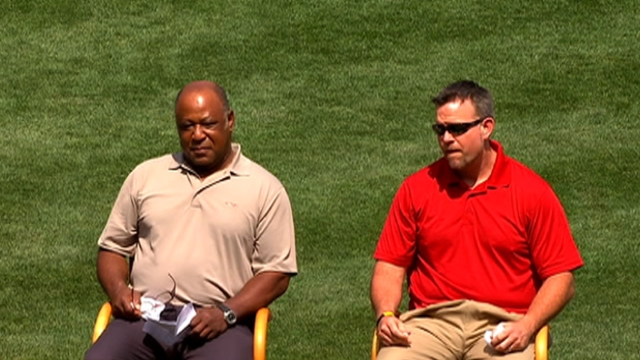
[376,311,396,327]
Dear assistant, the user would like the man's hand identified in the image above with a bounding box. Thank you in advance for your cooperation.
[377,316,411,347]
[110,283,142,320]
[490,319,536,353]
[189,307,229,340]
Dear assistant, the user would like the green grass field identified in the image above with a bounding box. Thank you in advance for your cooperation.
[1,0,639,359]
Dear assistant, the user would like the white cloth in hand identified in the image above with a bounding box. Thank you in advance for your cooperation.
[484,322,506,347]
[140,296,165,321]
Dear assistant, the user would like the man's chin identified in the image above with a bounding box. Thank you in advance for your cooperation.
[185,155,216,169]
[445,156,462,168]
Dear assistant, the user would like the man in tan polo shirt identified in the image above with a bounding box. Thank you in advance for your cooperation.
[85,80,297,360]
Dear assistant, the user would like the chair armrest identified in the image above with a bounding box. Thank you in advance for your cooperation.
[371,330,380,360]
[92,302,113,343]
[535,325,549,360]
[253,307,271,360]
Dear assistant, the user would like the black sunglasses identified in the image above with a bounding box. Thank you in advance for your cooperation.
[431,117,487,136]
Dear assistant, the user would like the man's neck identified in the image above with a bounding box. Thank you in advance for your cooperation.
[190,147,236,181]
[458,145,497,189]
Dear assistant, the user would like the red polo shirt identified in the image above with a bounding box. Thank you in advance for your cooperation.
[374,140,583,314]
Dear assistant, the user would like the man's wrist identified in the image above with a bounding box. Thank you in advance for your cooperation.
[376,311,396,327]
[107,281,130,300]
[216,302,238,326]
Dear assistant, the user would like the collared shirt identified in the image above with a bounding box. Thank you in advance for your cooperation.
[98,144,297,306]
[374,140,583,313]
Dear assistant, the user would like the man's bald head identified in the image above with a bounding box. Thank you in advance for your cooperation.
[175,80,230,112]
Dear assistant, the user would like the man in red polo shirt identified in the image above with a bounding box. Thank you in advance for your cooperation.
[371,80,583,360]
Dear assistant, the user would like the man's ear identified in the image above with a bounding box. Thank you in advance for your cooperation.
[481,117,495,140]
[227,110,236,131]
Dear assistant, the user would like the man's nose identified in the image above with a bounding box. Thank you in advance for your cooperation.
[192,124,206,140]
[441,130,455,143]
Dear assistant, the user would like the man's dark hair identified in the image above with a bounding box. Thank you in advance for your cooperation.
[431,80,494,118]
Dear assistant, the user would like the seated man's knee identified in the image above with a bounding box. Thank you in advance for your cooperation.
[84,319,162,360]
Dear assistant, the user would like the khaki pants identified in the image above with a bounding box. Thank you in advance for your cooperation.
[377,300,535,360]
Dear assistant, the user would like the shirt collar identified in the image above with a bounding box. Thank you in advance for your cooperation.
[485,140,510,189]
[168,143,250,177]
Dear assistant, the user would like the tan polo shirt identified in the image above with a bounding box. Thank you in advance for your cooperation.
[98,144,297,306]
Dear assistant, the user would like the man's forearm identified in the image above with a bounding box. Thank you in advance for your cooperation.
[96,248,130,300]
[371,261,406,317]
[521,271,576,332]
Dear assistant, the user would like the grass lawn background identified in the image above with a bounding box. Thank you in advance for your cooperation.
[1,0,639,359]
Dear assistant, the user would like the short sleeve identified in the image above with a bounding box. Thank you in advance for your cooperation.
[251,187,297,275]
[374,181,417,268]
[97,170,140,256]
[527,186,584,279]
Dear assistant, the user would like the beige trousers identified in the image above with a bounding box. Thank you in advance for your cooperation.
[377,300,535,360]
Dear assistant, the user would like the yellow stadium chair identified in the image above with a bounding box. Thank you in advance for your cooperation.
[371,324,550,360]
[92,302,272,360]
